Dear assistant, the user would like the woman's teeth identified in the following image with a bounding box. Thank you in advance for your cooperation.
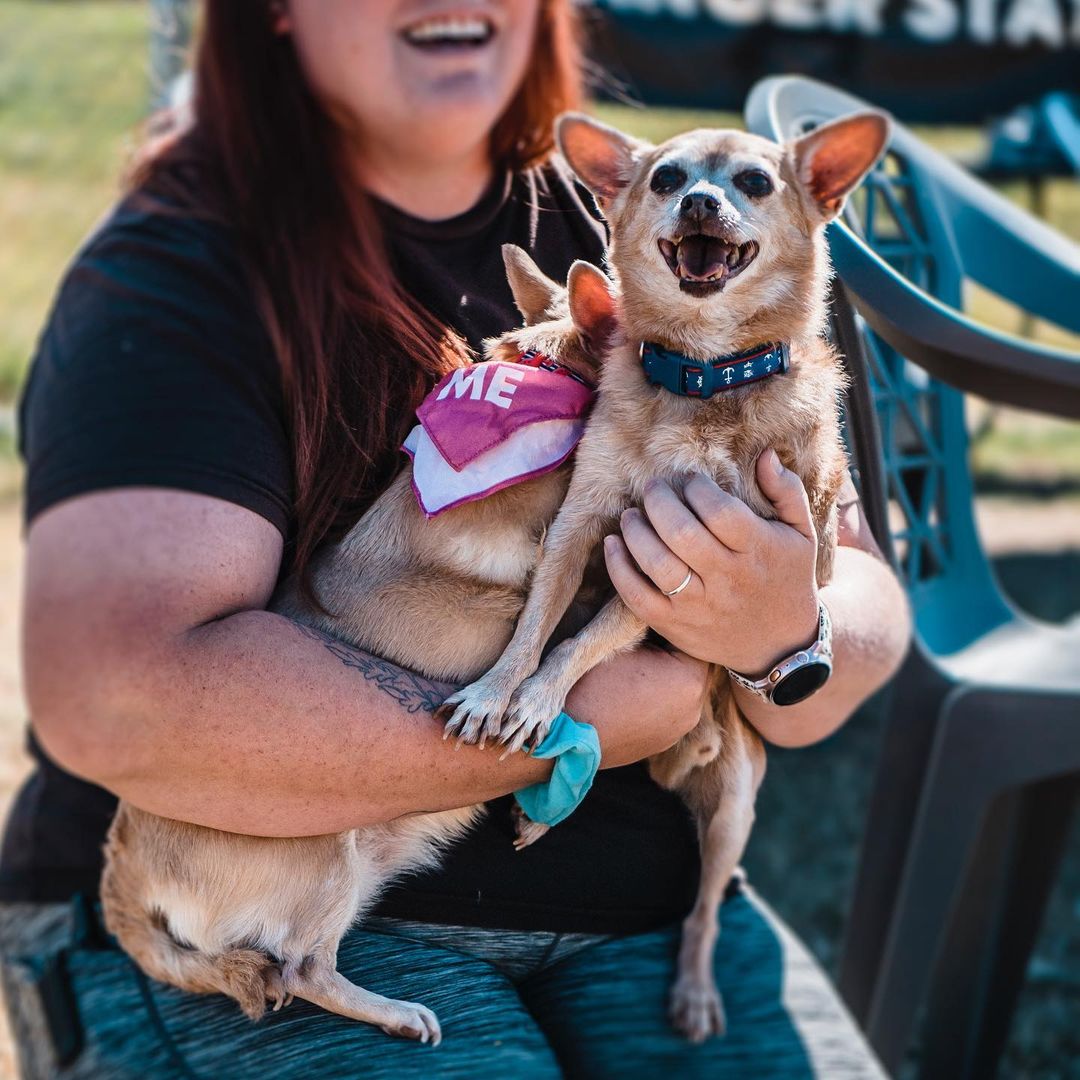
[403,16,494,48]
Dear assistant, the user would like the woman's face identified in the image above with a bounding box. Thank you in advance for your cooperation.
[284,0,542,170]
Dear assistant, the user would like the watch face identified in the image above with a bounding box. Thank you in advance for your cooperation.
[772,661,831,706]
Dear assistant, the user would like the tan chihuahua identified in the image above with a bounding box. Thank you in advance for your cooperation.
[442,111,891,1040]
[100,248,617,1045]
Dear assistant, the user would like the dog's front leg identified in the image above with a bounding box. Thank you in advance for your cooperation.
[499,594,647,756]
[440,502,615,745]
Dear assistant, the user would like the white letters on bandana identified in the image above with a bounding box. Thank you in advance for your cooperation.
[402,358,596,518]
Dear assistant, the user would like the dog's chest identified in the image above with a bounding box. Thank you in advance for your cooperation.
[430,514,541,588]
[633,423,755,504]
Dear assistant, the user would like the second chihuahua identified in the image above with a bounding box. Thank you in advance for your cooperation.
[443,110,891,1040]
[100,248,617,1046]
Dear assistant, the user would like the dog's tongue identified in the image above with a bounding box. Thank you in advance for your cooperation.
[677,235,730,281]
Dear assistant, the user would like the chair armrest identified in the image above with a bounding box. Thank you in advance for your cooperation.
[931,170,1080,334]
[830,222,1080,420]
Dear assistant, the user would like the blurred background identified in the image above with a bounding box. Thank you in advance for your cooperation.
[0,1,1077,1076]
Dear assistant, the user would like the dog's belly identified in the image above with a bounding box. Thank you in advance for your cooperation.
[140,806,482,961]
[136,827,369,960]
[362,805,485,880]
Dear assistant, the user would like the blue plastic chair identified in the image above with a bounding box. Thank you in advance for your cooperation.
[746,76,1080,1078]
[971,92,1080,186]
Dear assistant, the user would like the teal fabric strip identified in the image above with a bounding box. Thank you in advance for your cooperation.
[513,713,601,827]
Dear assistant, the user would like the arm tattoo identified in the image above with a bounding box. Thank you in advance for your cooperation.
[292,622,458,715]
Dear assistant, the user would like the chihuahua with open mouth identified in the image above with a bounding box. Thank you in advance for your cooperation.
[442,110,890,1040]
[99,248,618,1046]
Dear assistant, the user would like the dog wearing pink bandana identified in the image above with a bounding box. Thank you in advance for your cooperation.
[100,246,616,1043]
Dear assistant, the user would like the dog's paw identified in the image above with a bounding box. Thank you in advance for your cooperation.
[499,675,565,756]
[263,965,294,1012]
[380,1000,442,1046]
[669,976,726,1043]
[440,679,515,747]
[511,801,551,852]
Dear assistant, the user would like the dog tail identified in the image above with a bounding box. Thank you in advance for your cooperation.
[101,812,277,1020]
[107,901,275,1020]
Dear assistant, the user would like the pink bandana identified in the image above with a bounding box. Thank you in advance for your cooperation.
[403,356,596,518]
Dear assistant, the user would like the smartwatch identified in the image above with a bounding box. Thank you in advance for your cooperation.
[728,601,833,707]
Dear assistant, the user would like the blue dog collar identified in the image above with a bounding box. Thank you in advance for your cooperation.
[640,340,789,399]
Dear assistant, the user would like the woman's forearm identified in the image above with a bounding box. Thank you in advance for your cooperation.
[40,608,701,836]
[730,546,910,747]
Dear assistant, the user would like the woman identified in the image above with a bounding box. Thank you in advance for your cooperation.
[1,1,910,1076]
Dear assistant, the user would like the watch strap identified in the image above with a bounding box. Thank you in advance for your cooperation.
[729,601,833,703]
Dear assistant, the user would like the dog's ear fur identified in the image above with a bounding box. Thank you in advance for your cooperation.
[789,111,892,222]
[568,261,618,356]
[556,113,649,204]
[503,245,562,325]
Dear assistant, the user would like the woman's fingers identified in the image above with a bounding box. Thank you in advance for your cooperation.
[603,534,665,621]
[755,448,816,541]
[641,480,722,567]
[619,508,693,596]
[682,473,760,552]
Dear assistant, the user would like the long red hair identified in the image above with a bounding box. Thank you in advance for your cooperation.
[134,0,583,587]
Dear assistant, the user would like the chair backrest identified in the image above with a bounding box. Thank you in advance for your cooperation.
[746,77,1080,656]
[837,150,1012,655]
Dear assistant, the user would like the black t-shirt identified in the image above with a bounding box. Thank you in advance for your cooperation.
[1,159,701,933]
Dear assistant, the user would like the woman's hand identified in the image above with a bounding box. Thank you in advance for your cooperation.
[602,448,820,676]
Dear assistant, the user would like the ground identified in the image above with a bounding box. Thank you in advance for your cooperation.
[0,2,1077,1076]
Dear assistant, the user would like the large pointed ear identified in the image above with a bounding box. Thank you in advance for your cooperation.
[556,113,649,204]
[568,261,618,356]
[502,244,562,325]
[789,111,892,222]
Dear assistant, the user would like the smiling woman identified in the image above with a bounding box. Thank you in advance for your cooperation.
[0,0,907,1077]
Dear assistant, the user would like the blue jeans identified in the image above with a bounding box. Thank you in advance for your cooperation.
[1,887,884,1078]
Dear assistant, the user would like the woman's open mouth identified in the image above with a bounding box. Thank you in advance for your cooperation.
[401,14,496,53]
[657,236,759,298]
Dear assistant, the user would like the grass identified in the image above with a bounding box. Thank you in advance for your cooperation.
[0,0,147,400]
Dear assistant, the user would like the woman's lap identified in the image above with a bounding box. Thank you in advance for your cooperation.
[0,888,884,1079]
[520,889,884,1079]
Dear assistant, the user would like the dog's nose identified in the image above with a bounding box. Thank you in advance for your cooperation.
[680,192,720,215]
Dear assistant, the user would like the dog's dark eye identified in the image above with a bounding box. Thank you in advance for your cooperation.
[650,164,687,195]
[734,170,774,197]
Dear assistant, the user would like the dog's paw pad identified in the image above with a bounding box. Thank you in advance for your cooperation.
[669,979,726,1043]
[511,803,551,851]
[382,1002,442,1046]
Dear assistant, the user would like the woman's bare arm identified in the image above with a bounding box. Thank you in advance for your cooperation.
[25,489,705,836]
[728,484,910,747]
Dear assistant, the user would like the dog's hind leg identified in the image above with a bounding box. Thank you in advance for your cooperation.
[284,958,442,1045]
[670,723,765,1043]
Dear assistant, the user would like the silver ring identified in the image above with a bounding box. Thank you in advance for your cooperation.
[663,569,693,597]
